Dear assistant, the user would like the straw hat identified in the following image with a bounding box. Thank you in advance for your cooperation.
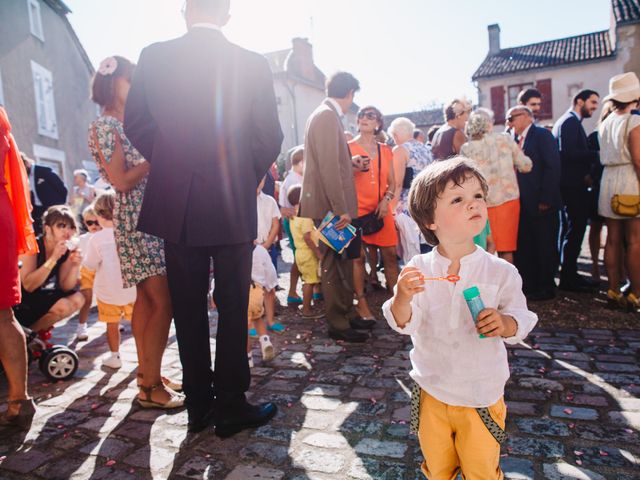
[603,72,640,103]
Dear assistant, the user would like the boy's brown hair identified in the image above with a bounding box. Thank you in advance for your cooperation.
[287,184,302,207]
[93,191,116,221]
[408,156,488,246]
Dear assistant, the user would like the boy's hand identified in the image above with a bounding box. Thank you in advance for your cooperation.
[390,266,424,328]
[475,308,517,338]
[395,266,425,303]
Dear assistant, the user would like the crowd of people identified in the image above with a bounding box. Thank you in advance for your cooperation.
[1,0,639,477]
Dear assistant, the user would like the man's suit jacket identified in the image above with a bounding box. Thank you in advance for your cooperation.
[552,110,598,189]
[299,100,357,220]
[124,28,283,247]
[32,165,67,207]
[517,124,562,217]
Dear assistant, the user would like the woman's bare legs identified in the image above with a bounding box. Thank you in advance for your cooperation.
[30,292,85,331]
[380,246,399,292]
[589,220,604,282]
[354,249,374,319]
[0,309,29,415]
[604,219,624,292]
[135,275,175,403]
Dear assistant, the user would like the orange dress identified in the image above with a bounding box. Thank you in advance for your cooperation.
[349,140,397,247]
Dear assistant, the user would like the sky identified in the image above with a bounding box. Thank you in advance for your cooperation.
[65,0,611,115]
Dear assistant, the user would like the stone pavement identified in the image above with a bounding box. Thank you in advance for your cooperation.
[1,293,639,479]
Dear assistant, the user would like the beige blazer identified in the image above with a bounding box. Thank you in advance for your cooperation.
[299,100,357,220]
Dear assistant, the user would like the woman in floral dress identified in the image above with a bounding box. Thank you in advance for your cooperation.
[88,56,182,409]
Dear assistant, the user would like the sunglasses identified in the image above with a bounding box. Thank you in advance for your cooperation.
[85,220,99,227]
[506,113,525,123]
[358,111,379,120]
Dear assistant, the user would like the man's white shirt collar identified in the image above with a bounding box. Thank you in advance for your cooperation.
[326,97,344,117]
[190,23,221,31]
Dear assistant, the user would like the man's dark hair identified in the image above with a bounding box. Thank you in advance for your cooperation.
[518,88,541,105]
[573,89,599,105]
[413,129,423,140]
[326,72,360,99]
[427,125,439,143]
[189,0,230,18]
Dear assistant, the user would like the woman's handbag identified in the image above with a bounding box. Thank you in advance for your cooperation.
[402,166,414,190]
[354,144,385,236]
[610,116,640,217]
[611,193,640,217]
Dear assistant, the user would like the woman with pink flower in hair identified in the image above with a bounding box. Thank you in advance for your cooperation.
[88,56,183,409]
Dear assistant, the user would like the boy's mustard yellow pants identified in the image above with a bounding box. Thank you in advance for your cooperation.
[418,390,506,480]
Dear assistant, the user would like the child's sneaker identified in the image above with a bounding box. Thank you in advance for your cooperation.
[102,352,122,369]
[247,352,254,369]
[259,335,275,362]
[76,323,89,341]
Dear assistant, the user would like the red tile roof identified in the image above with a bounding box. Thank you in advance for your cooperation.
[613,0,640,25]
[472,30,614,80]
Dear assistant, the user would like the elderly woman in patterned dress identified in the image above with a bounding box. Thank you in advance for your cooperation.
[461,108,532,264]
[88,56,183,409]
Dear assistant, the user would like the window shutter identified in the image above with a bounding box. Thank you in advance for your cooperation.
[43,75,58,137]
[536,78,552,120]
[31,61,58,139]
[490,85,506,124]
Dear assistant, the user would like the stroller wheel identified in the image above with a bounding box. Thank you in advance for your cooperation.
[40,348,79,381]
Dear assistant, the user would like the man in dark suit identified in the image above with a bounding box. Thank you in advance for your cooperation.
[552,89,600,291]
[300,72,372,343]
[508,107,562,301]
[124,0,283,436]
[21,154,67,235]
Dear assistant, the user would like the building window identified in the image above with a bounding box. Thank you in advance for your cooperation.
[31,61,58,139]
[33,144,66,180]
[0,69,4,106]
[507,83,534,108]
[27,0,45,41]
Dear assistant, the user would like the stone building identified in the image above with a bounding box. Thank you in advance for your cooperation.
[0,0,97,191]
[265,37,357,154]
[472,0,640,133]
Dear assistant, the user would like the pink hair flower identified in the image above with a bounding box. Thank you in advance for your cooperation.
[98,57,118,76]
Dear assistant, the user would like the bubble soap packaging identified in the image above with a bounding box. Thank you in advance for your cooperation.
[463,286,486,339]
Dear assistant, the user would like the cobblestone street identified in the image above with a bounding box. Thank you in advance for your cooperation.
[1,263,639,479]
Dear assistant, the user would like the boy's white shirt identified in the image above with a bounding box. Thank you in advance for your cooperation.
[251,245,278,291]
[382,246,538,408]
[278,170,303,208]
[78,232,93,261]
[82,227,136,305]
[256,192,281,244]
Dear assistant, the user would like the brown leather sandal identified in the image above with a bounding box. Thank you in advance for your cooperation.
[137,384,185,409]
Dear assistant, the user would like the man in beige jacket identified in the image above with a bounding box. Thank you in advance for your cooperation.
[300,72,374,343]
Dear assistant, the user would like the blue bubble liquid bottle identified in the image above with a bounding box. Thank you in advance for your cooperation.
[463,286,486,339]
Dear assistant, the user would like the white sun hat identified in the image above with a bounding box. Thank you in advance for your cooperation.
[603,72,640,103]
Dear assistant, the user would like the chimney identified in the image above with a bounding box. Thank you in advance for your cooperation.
[291,37,315,80]
[488,24,501,55]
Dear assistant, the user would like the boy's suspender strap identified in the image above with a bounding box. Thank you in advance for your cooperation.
[410,381,508,444]
[409,382,421,435]
[476,407,508,444]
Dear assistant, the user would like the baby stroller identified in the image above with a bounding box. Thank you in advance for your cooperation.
[0,327,79,382]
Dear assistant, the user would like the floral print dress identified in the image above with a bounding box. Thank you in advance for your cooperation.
[88,116,166,288]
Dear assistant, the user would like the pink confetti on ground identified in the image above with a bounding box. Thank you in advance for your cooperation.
[599,450,609,456]
[105,460,116,466]
[370,398,377,404]
[566,393,575,401]
[576,459,583,465]
[568,423,575,429]
[563,408,573,415]
[574,450,584,456]
[91,404,98,410]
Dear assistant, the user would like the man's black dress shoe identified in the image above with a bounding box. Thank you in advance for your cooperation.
[328,328,368,343]
[187,404,216,433]
[349,317,376,330]
[215,401,277,438]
